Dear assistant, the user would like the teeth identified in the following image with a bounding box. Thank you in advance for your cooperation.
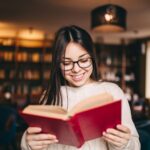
[72,74,84,81]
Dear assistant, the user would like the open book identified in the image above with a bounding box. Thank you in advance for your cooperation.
[19,92,121,148]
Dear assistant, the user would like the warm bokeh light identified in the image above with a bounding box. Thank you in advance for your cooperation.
[0,21,54,47]
[18,29,45,40]
[0,22,17,37]
[104,13,113,22]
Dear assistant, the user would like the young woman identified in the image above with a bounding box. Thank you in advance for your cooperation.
[21,25,140,150]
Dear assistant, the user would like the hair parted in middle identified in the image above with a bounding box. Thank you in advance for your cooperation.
[40,25,100,105]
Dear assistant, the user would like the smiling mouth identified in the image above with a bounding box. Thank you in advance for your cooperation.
[71,73,85,81]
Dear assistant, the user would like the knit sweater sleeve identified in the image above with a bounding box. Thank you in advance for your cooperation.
[102,82,141,150]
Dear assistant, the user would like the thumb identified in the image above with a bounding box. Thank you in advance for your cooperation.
[27,127,42,134]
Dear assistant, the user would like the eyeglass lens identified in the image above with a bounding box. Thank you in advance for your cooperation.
[60,57,92,71]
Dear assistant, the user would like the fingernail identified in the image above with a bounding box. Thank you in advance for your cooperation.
[49,134,57,139]
[116,124,121,128]
[106,129,110,132]
[54,139,59,143]
[37,128,42,131]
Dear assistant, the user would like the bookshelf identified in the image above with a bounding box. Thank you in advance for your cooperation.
[95,41,141,99]
[0,37,144,108]
[0,37,52,107]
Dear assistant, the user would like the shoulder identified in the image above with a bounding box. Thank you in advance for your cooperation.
[100,81,121,91]
[91,80,121,90]
[98,81,125,100]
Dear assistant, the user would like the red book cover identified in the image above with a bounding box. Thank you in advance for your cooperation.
[19,100,121,148]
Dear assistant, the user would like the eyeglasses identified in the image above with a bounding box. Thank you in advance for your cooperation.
[60,57,92,71]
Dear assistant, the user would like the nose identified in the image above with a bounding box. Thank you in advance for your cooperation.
[72,62,81,72]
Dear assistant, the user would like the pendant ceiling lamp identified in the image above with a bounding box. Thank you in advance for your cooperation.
[91,4,127,32]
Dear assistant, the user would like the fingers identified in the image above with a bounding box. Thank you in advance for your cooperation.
[104,126,131,139]
[27,127,42,134]
[26,127,58,150]
[103,131,128,147]
[103,132,126,147]
[27,133,57,141]
[102,125,131,148]
[28,139,58,150]
[116,124,131,133]
[28,140,52,150]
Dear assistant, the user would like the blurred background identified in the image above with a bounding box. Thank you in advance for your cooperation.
[0,0,150,149]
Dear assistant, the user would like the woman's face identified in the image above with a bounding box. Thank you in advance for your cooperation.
[60,42,93,87]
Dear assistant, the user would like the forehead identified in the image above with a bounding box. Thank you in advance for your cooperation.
[64,42,89,58]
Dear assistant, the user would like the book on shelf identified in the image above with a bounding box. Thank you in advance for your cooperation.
[19,92,121,148]
[31,86,43,95]
[0,70,5,79]
[43,53,52,63]
[24,70,40,80]
[22,52,28,62]
[0,51,3,61]
[9,70,16,79]
[32,53,40,63]
[16,52,22,62]
[4,51,14,61]
[43,70,50,80]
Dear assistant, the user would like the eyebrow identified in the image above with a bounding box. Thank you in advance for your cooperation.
[62,53,90,60]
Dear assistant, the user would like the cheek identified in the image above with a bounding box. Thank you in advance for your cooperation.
[85,66,93,78]
[61,70,71,78]
[84,65,93,73]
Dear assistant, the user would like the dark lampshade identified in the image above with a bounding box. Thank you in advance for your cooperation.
[91,4,127,32]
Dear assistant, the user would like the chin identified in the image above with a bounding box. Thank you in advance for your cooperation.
[69,79,89,87]
[72,83,84,87]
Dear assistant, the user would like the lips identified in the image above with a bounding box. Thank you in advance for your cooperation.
[71,73,84,81]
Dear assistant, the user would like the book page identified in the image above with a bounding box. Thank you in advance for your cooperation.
[22,93,114,120]
[23,105,69,120]
[68,92,113,116]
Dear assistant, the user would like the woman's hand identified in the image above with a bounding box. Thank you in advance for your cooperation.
[102,124,131,149]
[26,127,58,150]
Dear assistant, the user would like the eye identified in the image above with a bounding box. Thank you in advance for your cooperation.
[61,61,72,66]
[79,58,90,63]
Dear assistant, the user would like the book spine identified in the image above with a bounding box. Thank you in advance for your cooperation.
[69,116,85,148]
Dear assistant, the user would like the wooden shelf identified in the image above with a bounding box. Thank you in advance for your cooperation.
[95,42,141,96]
[0,37,52,107]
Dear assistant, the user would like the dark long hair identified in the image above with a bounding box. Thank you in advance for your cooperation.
[40,25,100,105]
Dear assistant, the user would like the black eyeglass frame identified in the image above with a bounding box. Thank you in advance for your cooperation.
[60,57,92,71]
